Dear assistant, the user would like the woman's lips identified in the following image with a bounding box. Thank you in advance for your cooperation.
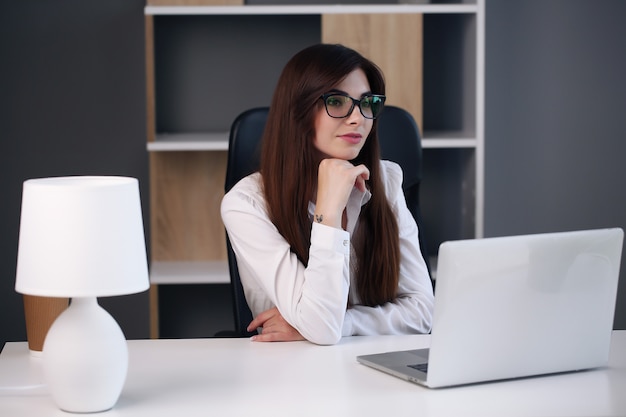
[340,133,362,144]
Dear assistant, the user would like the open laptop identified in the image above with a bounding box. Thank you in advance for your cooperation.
[357,228,624,388]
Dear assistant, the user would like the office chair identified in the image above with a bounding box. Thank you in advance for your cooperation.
[218,106,431,337]
[217,108,268,338]
[376,106,432,279]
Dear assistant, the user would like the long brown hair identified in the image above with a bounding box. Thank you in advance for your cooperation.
[260,44,400,306]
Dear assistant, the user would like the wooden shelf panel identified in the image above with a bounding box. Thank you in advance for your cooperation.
[149,151,228,261]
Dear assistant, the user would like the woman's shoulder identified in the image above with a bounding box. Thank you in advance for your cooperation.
[221,172,267,213]
[228,172,263,194]
[379,159,403,190]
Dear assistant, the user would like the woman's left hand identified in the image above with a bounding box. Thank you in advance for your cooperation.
[247,307,305,342]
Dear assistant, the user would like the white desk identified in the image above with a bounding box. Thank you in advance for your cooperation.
[1,331,626,416]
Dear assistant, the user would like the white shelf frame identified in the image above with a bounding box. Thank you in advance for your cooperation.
[147,132,478,152]
[148,132,229,151]
[145,4,479,16]
[150,260,230,285]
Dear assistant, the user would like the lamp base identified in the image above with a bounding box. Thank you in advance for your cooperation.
[43,297,128,413]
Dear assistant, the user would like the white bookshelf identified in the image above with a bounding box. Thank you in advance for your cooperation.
[145,0,484,337]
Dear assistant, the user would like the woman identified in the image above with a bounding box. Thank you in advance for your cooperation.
[221,44,434,345]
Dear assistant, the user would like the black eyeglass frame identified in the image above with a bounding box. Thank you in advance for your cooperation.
[320,92,386,120]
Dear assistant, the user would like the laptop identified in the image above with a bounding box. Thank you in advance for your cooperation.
[357,228,624,388]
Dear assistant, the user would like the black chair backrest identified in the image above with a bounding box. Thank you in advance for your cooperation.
[222,106,430,337]
[222,108,268,337]
[377,106,431,278]
[225,107,269,193]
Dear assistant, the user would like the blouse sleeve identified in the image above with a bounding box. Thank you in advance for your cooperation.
[342,161,435,336]
[221,174,350,345]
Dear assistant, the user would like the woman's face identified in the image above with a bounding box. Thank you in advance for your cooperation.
[313,69,374,161]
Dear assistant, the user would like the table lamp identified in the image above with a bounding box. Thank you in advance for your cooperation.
[15,176,149,413]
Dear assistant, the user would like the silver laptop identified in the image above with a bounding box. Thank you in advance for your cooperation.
[357,228,624,388]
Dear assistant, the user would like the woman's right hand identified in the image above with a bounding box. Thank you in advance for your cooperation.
[248,307,305,342]
[314,158,370,229]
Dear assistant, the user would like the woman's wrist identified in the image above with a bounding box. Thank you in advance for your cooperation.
[313,211,341,228]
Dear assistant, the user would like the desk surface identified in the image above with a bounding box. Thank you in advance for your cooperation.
[1,331,626,417]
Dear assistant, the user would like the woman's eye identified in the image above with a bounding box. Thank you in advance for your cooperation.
[327,97,343,107]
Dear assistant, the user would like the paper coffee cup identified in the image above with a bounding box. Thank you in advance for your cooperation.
[23,295,69,355]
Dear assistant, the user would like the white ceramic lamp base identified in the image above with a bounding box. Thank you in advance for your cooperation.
[43,297,128,413]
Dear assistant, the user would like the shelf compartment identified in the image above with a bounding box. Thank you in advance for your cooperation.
[149,151,228,261]
[423,12,477,137]
[420,147,476,256]
[153,14,321,134]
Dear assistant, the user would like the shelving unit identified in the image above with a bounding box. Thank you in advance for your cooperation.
[145,0,484,337]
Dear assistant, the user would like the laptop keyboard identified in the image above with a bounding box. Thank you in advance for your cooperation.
[408,362,429,374]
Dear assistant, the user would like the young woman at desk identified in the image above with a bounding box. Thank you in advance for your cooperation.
[221,44,434,345]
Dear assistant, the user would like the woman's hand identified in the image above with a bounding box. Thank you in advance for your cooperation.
[247,307,305,342]
[314,158,370,228]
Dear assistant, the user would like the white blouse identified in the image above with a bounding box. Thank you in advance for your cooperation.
[220,160,434,345]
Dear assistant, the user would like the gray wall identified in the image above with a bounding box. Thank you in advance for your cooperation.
[1,0,625,348]
[0,0,149,349]
[485,0,626,329]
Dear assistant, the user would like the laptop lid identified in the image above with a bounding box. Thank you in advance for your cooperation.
[359,228,624,388]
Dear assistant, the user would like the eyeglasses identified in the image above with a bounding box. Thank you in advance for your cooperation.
[320,92,386,120]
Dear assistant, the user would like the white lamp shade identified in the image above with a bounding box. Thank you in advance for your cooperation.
[15,176,149,297]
